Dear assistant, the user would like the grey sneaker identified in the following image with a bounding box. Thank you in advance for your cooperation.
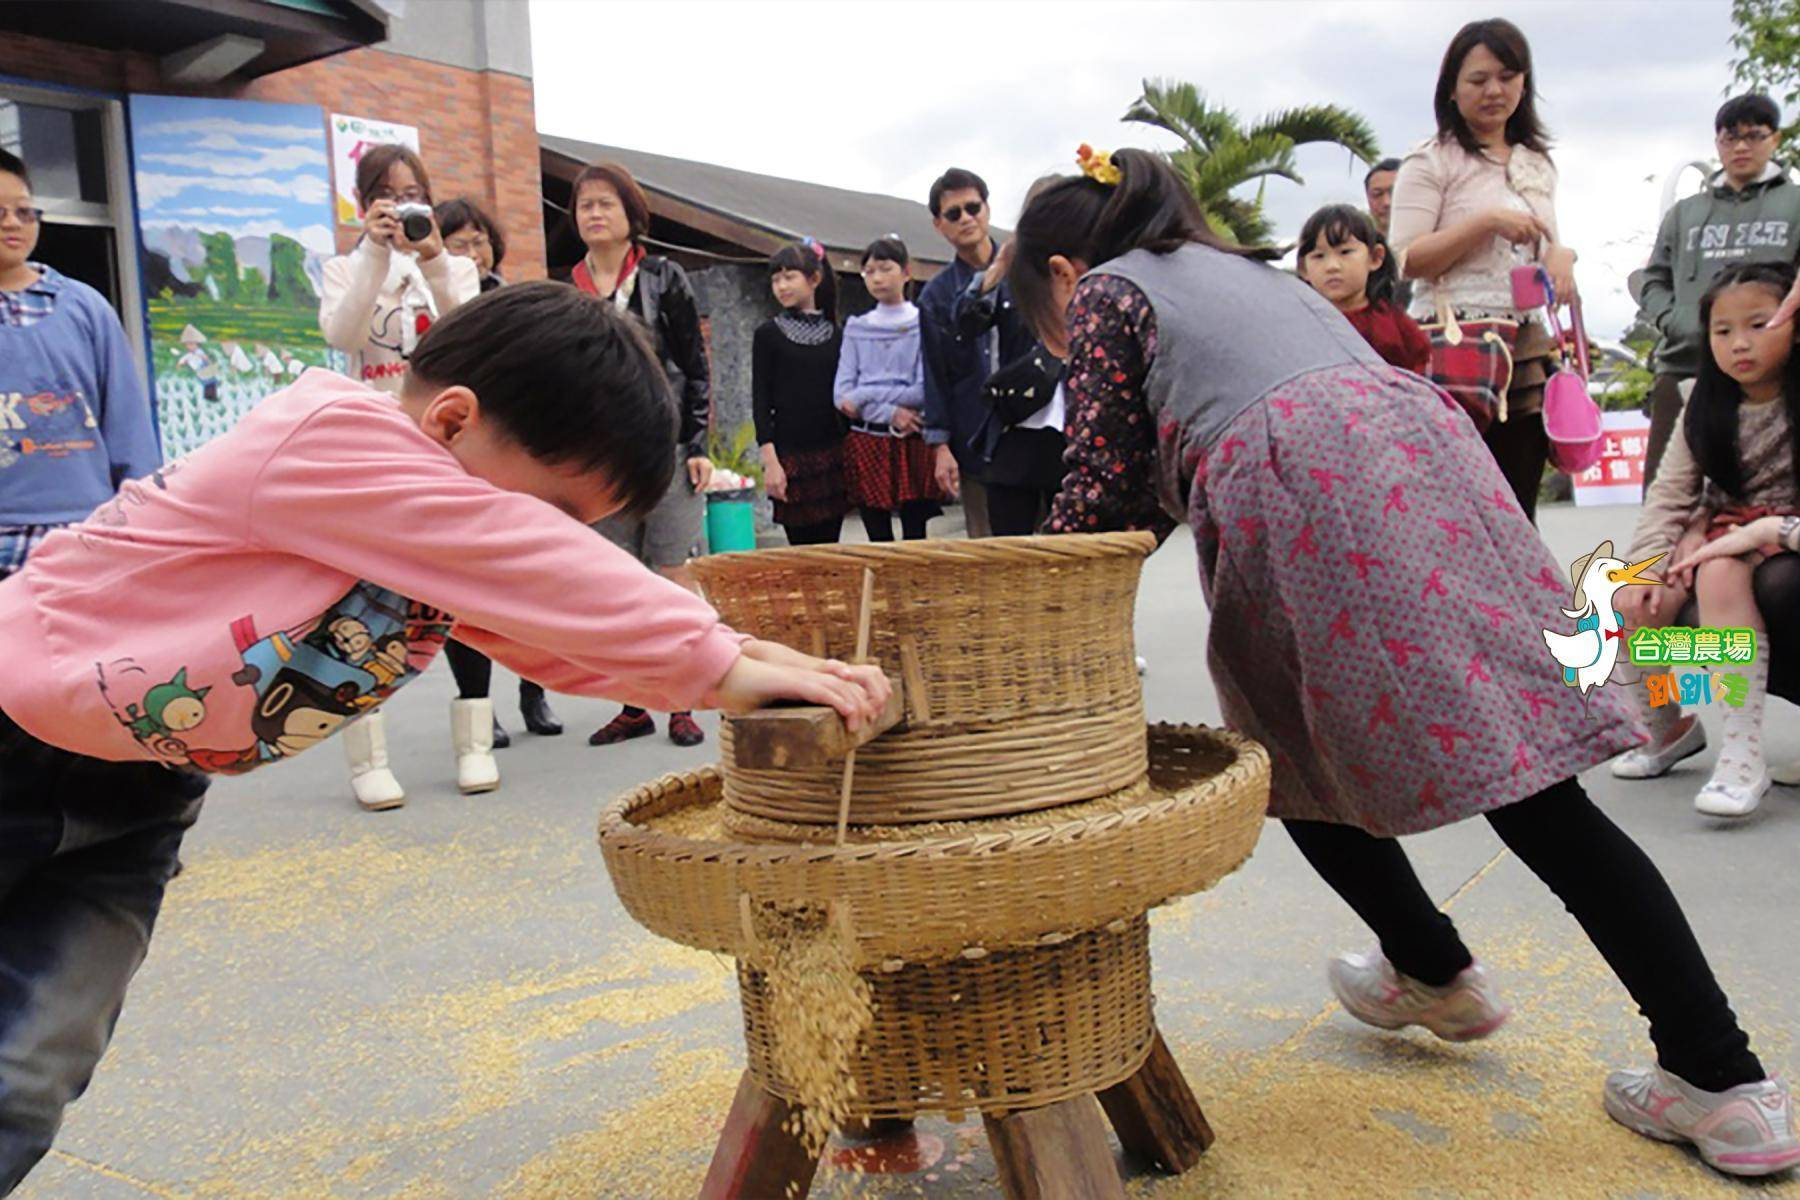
[1611,714,1707,779]
[1604,1065,1800,1177]
[1327,949,1510,1042]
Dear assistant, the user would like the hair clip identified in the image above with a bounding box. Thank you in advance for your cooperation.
[803,236,826,260]
[1077,144,1122,186]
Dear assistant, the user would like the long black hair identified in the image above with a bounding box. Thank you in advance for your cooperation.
[1686,260,1800,498]
[1008,148,1252,339]
[1433,19,1551,159]
[767,238,838,322]
[1296,204,1401,305]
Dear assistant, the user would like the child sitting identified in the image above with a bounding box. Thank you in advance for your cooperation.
[1296,203,1431,375]
[1615,261,1799,817]
[0,281,887,1193]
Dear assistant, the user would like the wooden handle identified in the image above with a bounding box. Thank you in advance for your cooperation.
[723,681,904,769]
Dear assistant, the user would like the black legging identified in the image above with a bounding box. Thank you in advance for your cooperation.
[444,639,547,705]
[859,503,932,543]
[986,484,1059,537]
[784,518,843,546]
[1284,777,1762,1092]
[1483,416,1549,524]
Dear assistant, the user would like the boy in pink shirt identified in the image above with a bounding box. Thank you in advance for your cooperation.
[0,282,887,1194]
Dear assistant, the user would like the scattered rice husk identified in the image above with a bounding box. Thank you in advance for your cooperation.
[748,901,874,1162]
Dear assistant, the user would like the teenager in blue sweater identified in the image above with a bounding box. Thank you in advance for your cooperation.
[0,149,159,579]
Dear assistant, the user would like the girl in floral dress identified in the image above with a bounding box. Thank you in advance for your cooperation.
[1015,146,1796,1177]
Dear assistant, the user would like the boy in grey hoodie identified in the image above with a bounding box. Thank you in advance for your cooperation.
[1638,94,1800,482]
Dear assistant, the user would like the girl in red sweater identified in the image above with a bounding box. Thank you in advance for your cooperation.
[1297,204,1431,375]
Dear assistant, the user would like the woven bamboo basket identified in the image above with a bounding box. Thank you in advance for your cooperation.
[690,533,1156,825]
[598,724,1269,968]
[741,917,1153,1119]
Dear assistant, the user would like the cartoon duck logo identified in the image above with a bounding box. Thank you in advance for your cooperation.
[1541,540,1664,697]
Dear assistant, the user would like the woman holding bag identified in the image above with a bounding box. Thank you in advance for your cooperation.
[1390,18,1577,523]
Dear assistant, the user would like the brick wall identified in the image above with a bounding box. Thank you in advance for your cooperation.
[0,31,545,278]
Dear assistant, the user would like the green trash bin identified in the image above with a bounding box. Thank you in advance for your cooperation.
[704,487,758,554]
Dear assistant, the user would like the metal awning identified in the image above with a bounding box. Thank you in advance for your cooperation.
[0,0,389,80]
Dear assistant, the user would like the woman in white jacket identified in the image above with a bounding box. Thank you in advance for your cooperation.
[318,144,485,811]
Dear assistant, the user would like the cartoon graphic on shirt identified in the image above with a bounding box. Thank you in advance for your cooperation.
[126,668,211,737]
[94,581,453,774]
[209,583,450,770]
[98,658,222,764]
[2,388,99,438]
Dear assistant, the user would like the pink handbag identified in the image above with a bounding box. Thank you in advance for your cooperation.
[1512,266,1604,474]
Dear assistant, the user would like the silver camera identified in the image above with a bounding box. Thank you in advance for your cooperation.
[394,202,434,243]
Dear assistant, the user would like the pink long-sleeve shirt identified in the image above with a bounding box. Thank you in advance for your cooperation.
[0,369,745,773]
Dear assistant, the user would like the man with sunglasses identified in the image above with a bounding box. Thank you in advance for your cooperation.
[917,167,1032,537]
[1638,93,1800,484]
[0,149,158,581]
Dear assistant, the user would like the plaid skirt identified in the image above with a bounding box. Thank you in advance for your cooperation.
[845,429,946,510]
[773,442,850,528]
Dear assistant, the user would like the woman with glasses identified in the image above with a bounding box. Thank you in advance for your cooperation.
[432,195,565,740]
[319,145,487,811]
[435,198,508,294]
[0,147,159,582]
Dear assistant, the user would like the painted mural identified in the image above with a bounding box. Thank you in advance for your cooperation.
[128,95,341,459]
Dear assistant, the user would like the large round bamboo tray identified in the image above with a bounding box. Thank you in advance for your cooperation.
[598,724,1269,968]
[741,917,1153,1119]
[691,533,1155,824]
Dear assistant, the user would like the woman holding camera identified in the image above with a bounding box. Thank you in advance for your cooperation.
[319,144,485,812]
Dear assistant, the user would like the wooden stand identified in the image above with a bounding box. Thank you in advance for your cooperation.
[1096,1031,1216,1172]
[699,1026,1211,1199]
[699,1072,823,1200]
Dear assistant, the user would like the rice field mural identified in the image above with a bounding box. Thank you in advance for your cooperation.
[128,94,343,458]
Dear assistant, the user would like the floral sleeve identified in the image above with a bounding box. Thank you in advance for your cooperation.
[1046,274,1176,538]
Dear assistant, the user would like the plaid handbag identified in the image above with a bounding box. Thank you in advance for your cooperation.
[1419,307,1518,433]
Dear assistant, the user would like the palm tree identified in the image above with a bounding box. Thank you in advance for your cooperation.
[1123,78,1381,247]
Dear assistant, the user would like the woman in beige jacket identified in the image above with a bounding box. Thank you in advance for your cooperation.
[318,144,483,811]
[1389,18,1580,525]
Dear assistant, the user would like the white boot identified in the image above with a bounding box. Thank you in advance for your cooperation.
[344,712,405,811]
[451,698,500,795]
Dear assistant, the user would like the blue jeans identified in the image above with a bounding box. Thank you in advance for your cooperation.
[0,710,205,1196]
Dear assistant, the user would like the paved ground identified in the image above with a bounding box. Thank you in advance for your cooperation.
[19,501,1800,1200]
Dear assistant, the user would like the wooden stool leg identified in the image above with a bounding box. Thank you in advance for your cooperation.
[1097,1030,1215,1173]
[700,1072,822,1200]
[983,1093,1125,1200]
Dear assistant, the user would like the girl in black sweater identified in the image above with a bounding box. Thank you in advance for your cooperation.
[755,240,848,544]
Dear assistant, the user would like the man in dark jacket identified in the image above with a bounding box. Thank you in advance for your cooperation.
[1638,94,1800,483]
[917,167,1032,538]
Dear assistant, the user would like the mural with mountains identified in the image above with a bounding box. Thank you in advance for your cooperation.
[127,94,341,459]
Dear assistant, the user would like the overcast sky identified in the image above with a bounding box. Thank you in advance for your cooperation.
[530,0,1741,338]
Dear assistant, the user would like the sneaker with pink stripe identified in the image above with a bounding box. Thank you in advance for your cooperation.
[1326,948,1510,1042]
[1605,1065,1800,1177]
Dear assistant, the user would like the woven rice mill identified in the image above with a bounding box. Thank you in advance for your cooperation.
[598,533,1271,1198]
